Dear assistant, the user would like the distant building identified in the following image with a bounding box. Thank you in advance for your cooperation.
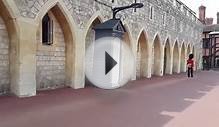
[205,18,214,25]
[201,5,219,69]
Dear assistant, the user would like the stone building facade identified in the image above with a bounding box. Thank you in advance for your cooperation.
[201,5,219,69]
[0,0,203,97]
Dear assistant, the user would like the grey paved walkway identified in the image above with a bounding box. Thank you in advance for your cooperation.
[0,71,219,127]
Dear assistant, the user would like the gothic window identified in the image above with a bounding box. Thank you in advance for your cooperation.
[42,13,53,45]
[149,5,154,20]
[162,12,166,26]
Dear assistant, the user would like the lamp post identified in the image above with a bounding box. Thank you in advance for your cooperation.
[90,1,143,89]
[93,1,144,39]
[112,3,144,19]
[94,0,144,19]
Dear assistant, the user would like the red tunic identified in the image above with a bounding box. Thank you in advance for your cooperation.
[187,59,194,68]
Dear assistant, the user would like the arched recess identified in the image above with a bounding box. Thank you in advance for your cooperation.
[136,30,149,79]
[186,44,192,59]
[84,15,103,87]
[152,34,162,76]
[123,24,132,50]
[192,45,197,70]
[0,1,18,95]
[163,38,171,74]
[192,45,195,58]
[85,13,103,50]
[180,43,186,72]
[192,46,195,53]
[173,41,180,73]
[36,4,75,90]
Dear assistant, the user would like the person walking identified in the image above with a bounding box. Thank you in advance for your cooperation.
[187,54,194,78]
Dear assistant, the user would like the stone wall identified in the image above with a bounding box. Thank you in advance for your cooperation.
[36,11,66,90]
[0,16,9,95]
[13,0,203,43]
[0,0,204,96]
[65,0,202,44]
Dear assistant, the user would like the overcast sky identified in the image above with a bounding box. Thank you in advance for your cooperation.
[181,0,219,23]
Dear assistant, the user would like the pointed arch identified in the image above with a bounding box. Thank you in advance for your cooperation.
[192,45,197,70]
[136,29,149,79]
[84,11,104,42]
[192,45,196,61]
[84,13,103,50]
[186,44,192,59]
[173,41,180,73]
[35,3,76,90]
[192,45,195,57]
[152,34,162,76]
[0,1,19,95]
[164,38,172,74]
[180,42,186,72]
[123,23,133,51]
[84,13,103,87]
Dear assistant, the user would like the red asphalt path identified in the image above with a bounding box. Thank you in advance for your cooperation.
[0,71,219,127]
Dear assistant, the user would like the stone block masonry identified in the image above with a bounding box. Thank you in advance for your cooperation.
[0,0,204,97]
[0,17,9,95]
[36,11,66,90]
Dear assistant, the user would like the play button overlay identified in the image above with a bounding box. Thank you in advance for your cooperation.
[85,37,135,89]
[105,51,117,75]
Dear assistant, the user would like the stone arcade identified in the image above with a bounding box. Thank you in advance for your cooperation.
[0,0,203,97]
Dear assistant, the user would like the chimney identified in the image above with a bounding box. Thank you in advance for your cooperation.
[205,18,213,25]
[199,5,206,24]
[217,12,219,24]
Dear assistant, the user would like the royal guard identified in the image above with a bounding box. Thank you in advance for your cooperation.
[187,54,194,78]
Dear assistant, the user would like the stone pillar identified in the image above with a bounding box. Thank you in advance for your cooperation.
[178,49,182,73]
[147,43,153,78]
[169,47,174,75]
[160,45,165,76]
[183,47,187,72]
[72,29,85,89]
[146,46,151,78]
[183,56,187,72]
[132,39,137,80]
[11,20,37,97]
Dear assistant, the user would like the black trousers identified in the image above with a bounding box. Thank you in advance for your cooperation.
[187,67,193,77]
